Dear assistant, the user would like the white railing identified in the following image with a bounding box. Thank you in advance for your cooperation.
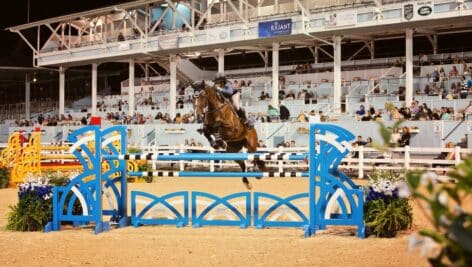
[138,145,471,179]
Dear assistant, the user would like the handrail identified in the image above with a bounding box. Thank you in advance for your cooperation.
[442,117,466,141]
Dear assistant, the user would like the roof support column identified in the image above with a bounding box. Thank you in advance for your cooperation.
[59,66,66,116]
[272,42,280,107]
[314,45,319,64]
[333,36,342,113]
[144,63,149,79]
[405,28,413,107]
[170,54,177,120]
[128,60,135,115]
[25,73,31,120]
[218,49,225,74]
[92,63,98,116]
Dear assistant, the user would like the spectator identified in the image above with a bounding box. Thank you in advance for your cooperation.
[356,105,366,117]
[398,127,410,147]
[296,111,308,122]
[439,67,446,81]
[432,68,440,82]
[279,103,291,121]
[257,140,267,148]
[449,66,459,77]
[353,135,367,146]
[285,91,296,100]
[267,105,279,121]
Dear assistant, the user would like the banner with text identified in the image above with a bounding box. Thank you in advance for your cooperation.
[206,27,231,44]
[258,19,292,38]
[403,1,434,21]
[325,10,357,28]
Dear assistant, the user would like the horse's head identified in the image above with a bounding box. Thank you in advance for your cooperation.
[192,81,209,120]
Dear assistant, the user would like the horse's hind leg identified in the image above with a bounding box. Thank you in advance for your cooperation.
[235,159,251,190]
[227,142,251,190]
[245,129,266,173]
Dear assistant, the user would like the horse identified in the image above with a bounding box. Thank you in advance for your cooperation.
[193,83,266,189]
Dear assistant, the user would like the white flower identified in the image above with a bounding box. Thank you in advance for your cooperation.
[438,192,448,206]
[420,172,438,185]
[408,234,441,258]
[397,181,411,198]
[439,215,451,226]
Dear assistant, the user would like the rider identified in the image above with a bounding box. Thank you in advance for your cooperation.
[213,74,249,127]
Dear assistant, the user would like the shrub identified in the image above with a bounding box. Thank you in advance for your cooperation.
[6,181,53,231]
[0,166,9,189]
[364,170,413,237]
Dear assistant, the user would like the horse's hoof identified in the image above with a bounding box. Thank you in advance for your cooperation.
[244,182,252,190]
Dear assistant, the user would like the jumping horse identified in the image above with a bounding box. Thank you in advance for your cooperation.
[193,82,266,189]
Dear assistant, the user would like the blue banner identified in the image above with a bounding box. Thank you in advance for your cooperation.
[258,19,292,38]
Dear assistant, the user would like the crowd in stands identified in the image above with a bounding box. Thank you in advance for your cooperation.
[353,100,472,122]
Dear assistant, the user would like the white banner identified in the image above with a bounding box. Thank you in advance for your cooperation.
[158,34,178,50]
[206,27,230,44]
[403,1,434,21]
[325,10,357,28]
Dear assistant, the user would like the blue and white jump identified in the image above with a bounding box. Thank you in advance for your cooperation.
[45,124,365,238]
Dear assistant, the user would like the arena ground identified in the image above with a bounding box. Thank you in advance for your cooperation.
[0,178,433,266]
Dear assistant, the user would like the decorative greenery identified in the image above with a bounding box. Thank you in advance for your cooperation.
[6,181,53,231]
[364,170,413,237]
[139,164,153,183]
[0,166,9,189]
[405,159,472,266]
[374,120,472,265]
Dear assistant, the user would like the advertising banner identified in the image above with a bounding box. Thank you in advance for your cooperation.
[325,10,357,28]
[403,1,434,21]
[206,27,231,44]
[258,19,292,38]
[158,34,178,50]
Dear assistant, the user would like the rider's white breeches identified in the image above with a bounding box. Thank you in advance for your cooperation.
[232,93,241,110]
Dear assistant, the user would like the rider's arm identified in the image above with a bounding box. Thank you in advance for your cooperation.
[219,82,234,97]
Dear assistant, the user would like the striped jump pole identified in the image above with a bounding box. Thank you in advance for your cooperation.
[103,152,308,161]
[129,171,309,178]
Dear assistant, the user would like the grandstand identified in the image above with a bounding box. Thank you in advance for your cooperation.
[3,0,472,151]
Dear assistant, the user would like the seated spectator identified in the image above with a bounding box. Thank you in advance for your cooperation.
[432,68,440,82]
[440,107,451,120]
[439,67,446,81]
[398,127,410,147]
[355,105,366,117]
[424,85,431,95]
[449,66,459,77]
[413,106,428,121]
[279,103,290,121]
[257,140,267,148]
[267,105,279,121]
[285,91,296,99]
[433,142,456,171]
[259,91,267,100]
[278,89,286,100]
[361,112,372,121]
[353,135,367,146]
[365,137,373,147]
[296,111,308,122]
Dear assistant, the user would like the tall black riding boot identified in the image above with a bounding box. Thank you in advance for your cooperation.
[237,109,251,128]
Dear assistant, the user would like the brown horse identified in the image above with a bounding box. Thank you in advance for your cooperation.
[193,83,266,189]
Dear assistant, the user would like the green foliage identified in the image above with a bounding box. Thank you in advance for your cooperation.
[6,192,52,232]
[127,147,142,154]
[0,166,9,189]
[365,198,412,237]
[139,164,153,183]
[405,157,472,266]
